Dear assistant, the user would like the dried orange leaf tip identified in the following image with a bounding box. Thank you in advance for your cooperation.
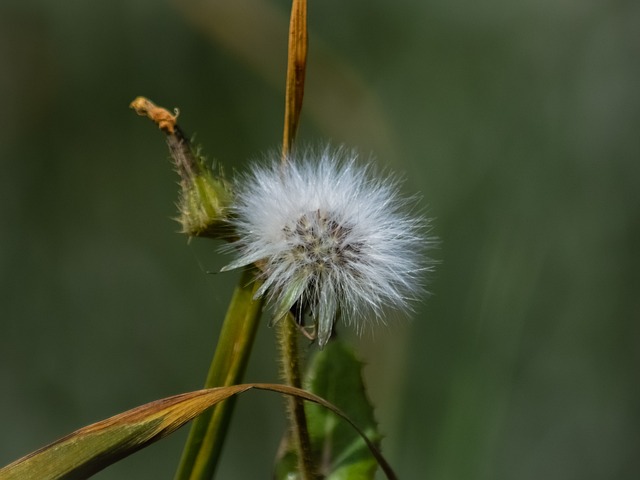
[130,96,179,134]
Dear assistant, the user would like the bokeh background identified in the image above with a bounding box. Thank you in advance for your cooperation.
[2,0,639,478]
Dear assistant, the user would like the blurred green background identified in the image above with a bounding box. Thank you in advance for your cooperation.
[1,0,638,478]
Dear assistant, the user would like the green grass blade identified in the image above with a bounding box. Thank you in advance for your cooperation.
[173,267,263,480]
[1,383,395,480]
[0,386,253,480]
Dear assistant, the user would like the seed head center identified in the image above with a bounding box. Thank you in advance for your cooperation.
[284,210,357,269]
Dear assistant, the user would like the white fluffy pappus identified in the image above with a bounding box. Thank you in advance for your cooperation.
[222,146,433,347]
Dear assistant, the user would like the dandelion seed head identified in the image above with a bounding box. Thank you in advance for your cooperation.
[223,146,433,347]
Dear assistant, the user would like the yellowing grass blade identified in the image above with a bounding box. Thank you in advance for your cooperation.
[1,383,396,480]
[0,386,251,480]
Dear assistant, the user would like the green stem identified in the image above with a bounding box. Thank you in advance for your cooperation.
[174,267,263,480]
[277,314,316,479]
[278,1,314,474]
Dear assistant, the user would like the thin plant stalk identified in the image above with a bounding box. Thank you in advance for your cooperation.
[174,267,264,480]
[277,0,316,479]
[277,312,315,479]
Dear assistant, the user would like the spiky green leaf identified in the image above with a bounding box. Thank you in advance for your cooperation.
[275,339,387,479]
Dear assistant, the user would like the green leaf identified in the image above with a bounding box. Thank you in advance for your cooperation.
[271,275,308,325]
[174,267,263,480]
[1,383,394,480]
[0,385,251,480]
[275,339,387,480]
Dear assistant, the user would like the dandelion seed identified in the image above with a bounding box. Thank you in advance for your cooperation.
[222,146,433,347]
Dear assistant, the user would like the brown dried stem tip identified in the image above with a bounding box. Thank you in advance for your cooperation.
[130,96,179,135]
[282,0,308,162]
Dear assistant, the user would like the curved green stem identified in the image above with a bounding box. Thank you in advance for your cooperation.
[174,267,263,480]
[277,314,316,480]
